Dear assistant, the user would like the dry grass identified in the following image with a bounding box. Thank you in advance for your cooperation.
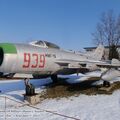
[39,77,120,100]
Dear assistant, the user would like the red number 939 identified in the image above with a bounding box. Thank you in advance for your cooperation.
[22,53,45,68]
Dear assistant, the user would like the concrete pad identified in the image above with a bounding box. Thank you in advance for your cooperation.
[24,94,41,105]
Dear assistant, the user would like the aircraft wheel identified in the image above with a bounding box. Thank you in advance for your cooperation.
[51,75,58,83]
[103,81,110,87]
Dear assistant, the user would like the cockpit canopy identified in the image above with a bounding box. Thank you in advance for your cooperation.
[29,40,60,49]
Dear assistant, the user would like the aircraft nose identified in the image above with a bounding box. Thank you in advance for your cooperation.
[0,43,17,73]
[0,47,4,67]
[0,43,17,66]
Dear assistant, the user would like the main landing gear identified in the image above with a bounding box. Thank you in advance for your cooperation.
[100,68,111,87]
[24,78,35,96]
[103,81,110,87]
[51,74,58,84]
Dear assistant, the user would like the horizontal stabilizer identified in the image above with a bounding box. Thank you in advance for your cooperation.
[112,59,120,65]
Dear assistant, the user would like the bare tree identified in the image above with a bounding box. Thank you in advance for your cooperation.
[92,10,120,59]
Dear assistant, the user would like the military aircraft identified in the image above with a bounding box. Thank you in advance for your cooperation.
[0,40,119,95]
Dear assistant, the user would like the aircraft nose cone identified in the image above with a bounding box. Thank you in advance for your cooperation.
[0,47,4,67]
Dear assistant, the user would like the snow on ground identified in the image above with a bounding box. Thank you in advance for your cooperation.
[0,73,120,120]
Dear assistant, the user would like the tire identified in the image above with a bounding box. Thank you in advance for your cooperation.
[103,81,110,87]
[51,75,58,83]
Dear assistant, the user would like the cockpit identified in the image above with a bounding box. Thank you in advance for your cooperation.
[29,40,60,49]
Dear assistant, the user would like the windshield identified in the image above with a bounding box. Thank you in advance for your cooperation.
[44,41,60,49]
[30,40,60,49]
[35,41,45,47]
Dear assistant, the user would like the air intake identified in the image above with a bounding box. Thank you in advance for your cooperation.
[0,47,4,66]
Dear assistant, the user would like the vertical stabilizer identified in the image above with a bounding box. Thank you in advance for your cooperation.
[92,44,105,60]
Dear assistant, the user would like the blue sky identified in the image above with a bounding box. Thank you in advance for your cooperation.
[0,0,120,50]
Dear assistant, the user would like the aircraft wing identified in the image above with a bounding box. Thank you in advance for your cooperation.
[55,59,87,68]
[55,58,120,70]
[96,63,120,68]
[55,59,90,74]
[96,59,120,68]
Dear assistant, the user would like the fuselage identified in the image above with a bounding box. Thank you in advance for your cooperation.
[0,43,88,76]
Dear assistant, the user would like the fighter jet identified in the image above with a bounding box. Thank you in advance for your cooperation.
[0,40,119,95]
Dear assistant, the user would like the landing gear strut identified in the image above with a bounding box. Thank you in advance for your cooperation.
[24,78,35,96]
[103,81,110,87]
[51,74,58,84]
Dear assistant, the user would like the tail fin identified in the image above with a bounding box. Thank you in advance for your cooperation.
[92,44,105,60]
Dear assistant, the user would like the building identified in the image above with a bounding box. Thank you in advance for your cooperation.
[84,45,120,60]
